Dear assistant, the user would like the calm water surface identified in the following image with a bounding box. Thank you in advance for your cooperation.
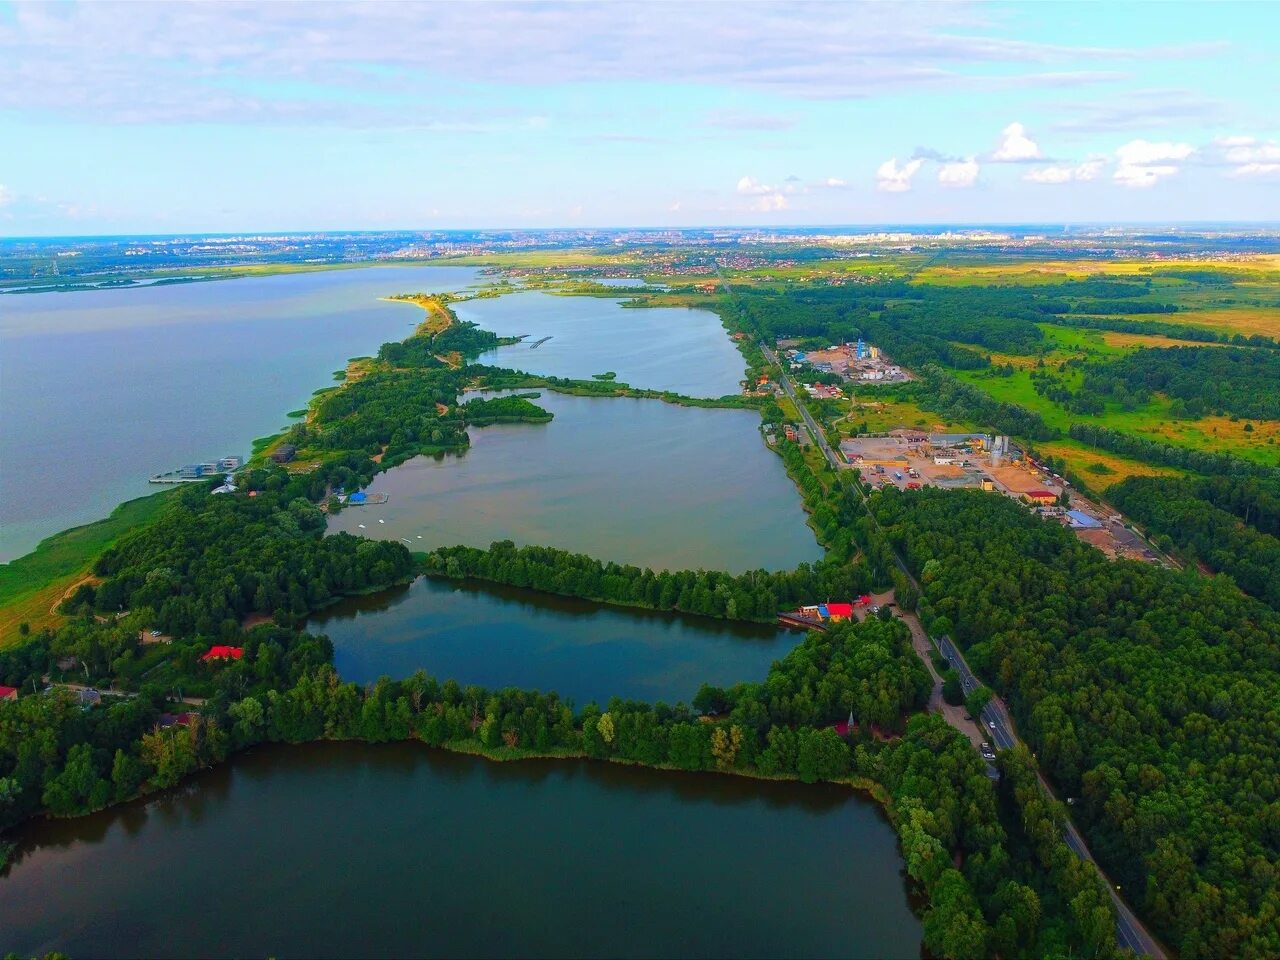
[0,742,923,959]
[326,391,819,573]
[0,265,483,560]
[459,290,744,396]
[312,577,796,704]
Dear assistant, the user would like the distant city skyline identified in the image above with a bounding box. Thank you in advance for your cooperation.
[1,0,1278,234]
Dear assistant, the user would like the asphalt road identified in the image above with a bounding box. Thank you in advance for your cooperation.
[751,326,1168,959]
[759,342,842,470]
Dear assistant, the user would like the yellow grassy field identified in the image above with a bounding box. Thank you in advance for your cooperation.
[916,255,1280,286]
[845,398,973,434]
[1034,440,1183,489]
[1138,307,1280,339]
[0,574,91,647]
[1098,330,1234,350]
[1156,413,1280,454]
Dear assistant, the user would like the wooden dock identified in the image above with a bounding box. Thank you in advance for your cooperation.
[777,612,826,631]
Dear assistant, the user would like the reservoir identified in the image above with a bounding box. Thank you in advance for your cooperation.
[0,265,482,561]
[0,742,923,959]
[458,290,745,397]
[326,391,821,573]
[311,577,795,705]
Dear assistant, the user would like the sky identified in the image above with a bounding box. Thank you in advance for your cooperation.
[1,0,1278,234]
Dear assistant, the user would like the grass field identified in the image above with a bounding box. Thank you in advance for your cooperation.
[958,366,1280,465]
[915,255,1280,286]
[0,491,176,646]
[1100,307,1280,340]
[842,396,974,435]
[1033,439,1183,489]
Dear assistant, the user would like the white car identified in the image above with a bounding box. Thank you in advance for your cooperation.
[988,720,996,730]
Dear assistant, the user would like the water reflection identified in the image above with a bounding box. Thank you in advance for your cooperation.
[2,743,923,959]
[312,576,796,706]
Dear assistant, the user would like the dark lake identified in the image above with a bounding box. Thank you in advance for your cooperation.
[311,577,797,706]
[0,742,923,959]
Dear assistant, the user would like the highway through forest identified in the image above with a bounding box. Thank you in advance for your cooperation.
[729,274,1167,957]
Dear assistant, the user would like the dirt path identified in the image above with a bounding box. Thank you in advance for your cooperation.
[50,575,99,616]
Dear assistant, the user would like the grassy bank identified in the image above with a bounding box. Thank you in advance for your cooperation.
[0,490,177,646]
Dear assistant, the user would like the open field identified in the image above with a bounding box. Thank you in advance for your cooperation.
[841,396,974,436]
[1033,439,1183,489]
[1099,307,1280,339]
[0,491,176,646]
[914,255,1280,286]
[958,366,1280,465]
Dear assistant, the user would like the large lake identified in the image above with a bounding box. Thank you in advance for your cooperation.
[326,391,820,573]
[0,265,482,561]
[312,577,795,705]
[458,290,745,397]
[0,743,923,959]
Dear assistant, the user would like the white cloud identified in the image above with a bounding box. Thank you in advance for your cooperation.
[0,3,1219,124]
[751,192,790,212]
[1214,136,1280,177]
[1113,139,1194,187]
[938,157,979,187]
[876,157,923,192]
[818,177,848,188]
[1024,156,1106,184]
[736,176,789,211]
[991,122,1042,161]
[0,184,12,207]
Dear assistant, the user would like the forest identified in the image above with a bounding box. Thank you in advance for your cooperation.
[1106,475,1280,609]
[423,539,872,623]
[1083,345,1280,420]
[869,486,1280,959]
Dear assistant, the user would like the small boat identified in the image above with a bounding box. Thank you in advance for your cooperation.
[378,519,385,524]
[358,523,366,529]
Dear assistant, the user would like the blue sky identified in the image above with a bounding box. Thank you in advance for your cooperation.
[1,1,1277,233]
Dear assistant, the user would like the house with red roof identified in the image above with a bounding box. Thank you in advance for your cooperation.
[1024,490,1058,506]
[200,645,244,663]
[825,602,855,621]
[0,685,18,702]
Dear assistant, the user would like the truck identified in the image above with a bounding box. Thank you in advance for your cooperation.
[906,481,921,489]
[907,468,919,478]
[894,471,903,481]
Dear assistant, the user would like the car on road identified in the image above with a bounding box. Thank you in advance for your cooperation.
[980,743,996,760]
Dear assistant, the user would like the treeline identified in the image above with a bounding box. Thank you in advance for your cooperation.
[1042,310,1279,346]
[1073,300,1179,314]
[917,367,1059,441]
[1107,475,1280,609]
[472,365,759,409]
[1068,422,1277,478]
[461,393,554,424]
[1084,345,1280,420]
[422,540,872,623]
[871,486,1280,958]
